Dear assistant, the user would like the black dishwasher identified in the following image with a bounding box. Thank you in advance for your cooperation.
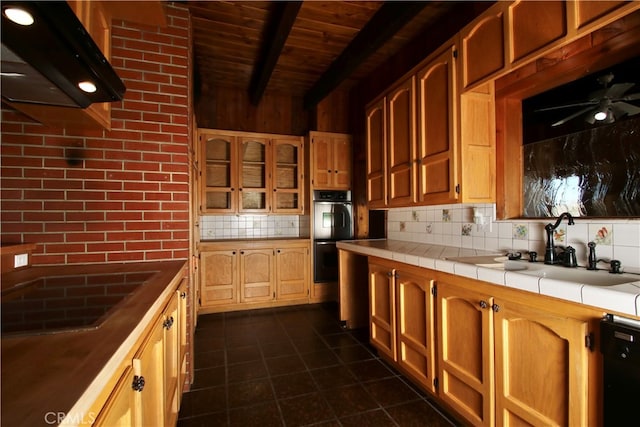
[600,314,640,426]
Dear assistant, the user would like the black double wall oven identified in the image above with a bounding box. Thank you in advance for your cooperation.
[313,190,353,283]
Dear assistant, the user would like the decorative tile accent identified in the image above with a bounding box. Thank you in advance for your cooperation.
[442,209,451,222]
[461,224,473,236]
[425,223,433,234]
[553,226,567,243]
[593,226,612,245]
[412,210,419,221]
[399,222,406,232]
[513,224,528,240]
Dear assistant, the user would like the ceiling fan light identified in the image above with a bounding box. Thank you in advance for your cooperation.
[594,110,608,121]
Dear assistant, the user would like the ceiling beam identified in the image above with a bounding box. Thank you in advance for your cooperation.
[303,1,428,110]
[248,1,302,106]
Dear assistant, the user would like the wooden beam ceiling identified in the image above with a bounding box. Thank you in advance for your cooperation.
[249,2,302,105]
[303,1,429,109]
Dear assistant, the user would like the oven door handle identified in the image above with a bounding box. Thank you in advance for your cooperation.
[315,240,337,245]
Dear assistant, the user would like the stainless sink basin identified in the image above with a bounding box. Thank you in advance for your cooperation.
[446,255,640,286]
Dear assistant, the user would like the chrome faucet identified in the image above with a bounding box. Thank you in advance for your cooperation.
[544,212,575,265]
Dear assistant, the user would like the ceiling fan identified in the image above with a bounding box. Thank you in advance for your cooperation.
[535,73,640,127]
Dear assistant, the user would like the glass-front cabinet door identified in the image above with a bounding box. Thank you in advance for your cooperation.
[272,137,303,213]
[239,137,270,213]
[200,133,237,213]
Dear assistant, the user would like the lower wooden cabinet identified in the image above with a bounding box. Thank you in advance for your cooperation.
[436,273,599,427]
[92,273,188,427]
[93,366,135,427]
[199,240,310,313]
[367,257,601,427]
[368,259,437,393]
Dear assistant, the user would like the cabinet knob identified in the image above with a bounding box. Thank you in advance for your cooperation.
[132,375,145,392]
[491,304,500,312]
[479,300,488,309]
[334,170,338,173]
[386,271,393,277]
[327,170,331,173]
[180,292,187,299]
[163,316,174,330]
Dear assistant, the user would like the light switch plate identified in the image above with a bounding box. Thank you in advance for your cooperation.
[14,253,28,268]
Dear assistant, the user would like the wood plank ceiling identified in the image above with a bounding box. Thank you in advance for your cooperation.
[185,1,463,108]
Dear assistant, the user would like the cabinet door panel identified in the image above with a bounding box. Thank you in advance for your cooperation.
[200,250,237,306]
[462,11,505,89]
[93,367,134,427]
[163,293,180,427]
[133,322,165,427]
[573,0,626,30]
[417,47,457,205]
[387,78,415,206]
[333,137,351,189]
[494,300,589,427]
[509,1,567,63]
[369,263,396,360]
[275,245,309,300]
[366,100,387,208]
[200,133,237,213]
[312,135,332,188]
[437,282,494,426]
[272,138,303,213]
[239,137,270,213]
[240,250,273,302]
[396,269,436,392]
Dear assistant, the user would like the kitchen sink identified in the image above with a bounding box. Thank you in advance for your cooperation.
[446,255,640,286]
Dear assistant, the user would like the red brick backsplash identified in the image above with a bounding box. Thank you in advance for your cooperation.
[0,4,191,266]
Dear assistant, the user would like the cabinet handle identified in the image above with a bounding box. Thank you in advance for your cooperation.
[386,271,393,277]
[491,304,500,312]
[479,300,488,309]
[132,375,145,392]
[163,316,174,330]
[180,292,187,299]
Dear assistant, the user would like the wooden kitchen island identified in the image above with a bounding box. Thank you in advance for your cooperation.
[1,260,188,427]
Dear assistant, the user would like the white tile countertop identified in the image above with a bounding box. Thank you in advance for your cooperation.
[337,239,640,318]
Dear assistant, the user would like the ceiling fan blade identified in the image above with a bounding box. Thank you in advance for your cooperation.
[619,92,640,101]
[535,101,597,112]
[611,101,640,116]
[551,106,595,127]
[603,82,635,99]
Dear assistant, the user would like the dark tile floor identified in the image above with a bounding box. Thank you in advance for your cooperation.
[178,303,460,427]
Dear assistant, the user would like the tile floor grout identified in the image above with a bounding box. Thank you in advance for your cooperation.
[178,303,460,427]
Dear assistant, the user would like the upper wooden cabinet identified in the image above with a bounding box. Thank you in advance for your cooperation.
[365,40,495,208]
[387,77,416,207]
[309,131,352,190]
[416,45,458,205]
[460,3,506,91]
[198,129,304,214]
[508,1,567,64]
[365,98,387,208]
[460,0,640,92]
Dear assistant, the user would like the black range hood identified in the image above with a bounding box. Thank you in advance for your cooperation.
[1,1,125,109]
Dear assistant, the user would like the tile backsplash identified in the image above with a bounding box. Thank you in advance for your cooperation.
[200,215,302,239]
[386,204,640,274]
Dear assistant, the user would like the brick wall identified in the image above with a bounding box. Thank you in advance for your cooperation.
[0,4,191,266]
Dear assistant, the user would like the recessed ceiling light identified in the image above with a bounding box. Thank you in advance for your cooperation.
[78,81,97,93]
[4,7,34,26]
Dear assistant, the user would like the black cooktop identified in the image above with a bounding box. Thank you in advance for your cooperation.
[1,271,158,336]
